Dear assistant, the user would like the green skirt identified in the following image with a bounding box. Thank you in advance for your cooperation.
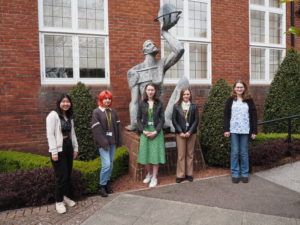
[137,125,166,165]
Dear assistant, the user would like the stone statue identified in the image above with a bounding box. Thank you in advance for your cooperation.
[126,4,186,131]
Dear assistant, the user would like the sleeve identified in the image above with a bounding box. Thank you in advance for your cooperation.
[136,102,143,133]
[46,112,58,155]
[91,109,109,150]
[71,120,79,152]
[250,99,258,134]
[224,98,231,132]
[115,111,122,147]
[172,105,183,133]
[155,102,165,133]
[188,105,199,134]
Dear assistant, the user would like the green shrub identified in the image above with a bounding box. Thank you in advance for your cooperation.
[0,147,129,194]
[200,79,232,167]
[263,48,300,133]
[68,82,98,161]
[250,133,300,147]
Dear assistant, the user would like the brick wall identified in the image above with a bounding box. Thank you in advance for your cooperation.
[0,0,300,155]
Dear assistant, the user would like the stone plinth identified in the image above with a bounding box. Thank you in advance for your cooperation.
[122,130,206,181]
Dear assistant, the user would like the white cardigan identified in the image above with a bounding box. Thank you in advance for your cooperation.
[46,111,79,156]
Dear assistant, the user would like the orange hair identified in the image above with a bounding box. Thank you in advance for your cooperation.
[98,90,113,108]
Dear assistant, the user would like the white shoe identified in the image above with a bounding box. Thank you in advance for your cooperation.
[149,177,157,188]
[63,196,76,207]
[55,202,66,214]
[143,173,153,184]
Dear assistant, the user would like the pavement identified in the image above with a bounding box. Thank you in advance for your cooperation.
[1,161,300,225]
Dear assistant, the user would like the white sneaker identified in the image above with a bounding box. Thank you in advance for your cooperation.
[143,173,153,184]
[149,177,158,188]
[55,202,66,214]
[63,196,76,207]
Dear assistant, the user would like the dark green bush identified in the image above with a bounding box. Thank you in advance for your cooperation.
[0,147,129,194]
[263,48,300,133]
[0,167,85,211]
[68,82,98,161]
[200,79,232,167]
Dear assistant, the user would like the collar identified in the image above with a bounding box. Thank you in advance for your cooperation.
[99,106,111,112]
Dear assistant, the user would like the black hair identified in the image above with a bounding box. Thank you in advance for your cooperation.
[55,93,73,119]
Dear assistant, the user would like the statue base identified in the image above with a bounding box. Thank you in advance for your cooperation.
[122,130,206,181]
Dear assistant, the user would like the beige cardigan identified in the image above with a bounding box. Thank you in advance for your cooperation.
[46,111,79,156]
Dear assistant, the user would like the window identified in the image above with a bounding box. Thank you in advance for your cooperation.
[38,0,109,84]
[250,0,285,84]
[162,0,211,84]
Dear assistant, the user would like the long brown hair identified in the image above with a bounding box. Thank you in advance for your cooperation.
[143,83,159,101]
[176,88,192,105]
[231,80,252,100]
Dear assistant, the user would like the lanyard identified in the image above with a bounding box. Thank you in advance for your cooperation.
[184,109,189,120]
[104,109,112,129]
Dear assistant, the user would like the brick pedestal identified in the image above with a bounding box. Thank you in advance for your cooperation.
[122,130,206,181]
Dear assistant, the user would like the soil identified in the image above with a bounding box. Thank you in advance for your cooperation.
[111,167,230,193]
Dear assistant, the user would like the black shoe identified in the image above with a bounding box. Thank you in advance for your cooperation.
[241,177,249,183]
[105,181,113,194]
[99,185,108,197]
[186,176,193,182]
[232,177,239,183]
[176,177,185,183]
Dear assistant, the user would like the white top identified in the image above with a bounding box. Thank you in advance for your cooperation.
[230,99,250,134]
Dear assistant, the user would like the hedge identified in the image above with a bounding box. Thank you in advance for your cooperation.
[250,133,300,147]
[0,146,129,194]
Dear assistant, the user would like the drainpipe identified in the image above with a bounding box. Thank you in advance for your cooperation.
[291,1,295,47]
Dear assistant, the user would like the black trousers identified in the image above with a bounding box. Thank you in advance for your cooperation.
[51,138,74,202]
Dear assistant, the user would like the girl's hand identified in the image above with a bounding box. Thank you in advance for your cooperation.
[251,134,257,140]
[143,130,150,136]
[148,131,157,139]
[52,154,58,161]
[224,132,230,138]
[73,152,78,160]
[179,133,185,138]
[185,132,191,138]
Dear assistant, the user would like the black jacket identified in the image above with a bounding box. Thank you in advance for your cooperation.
[137,100,165,133]
[172,103,199,134]
[224,97,258,135]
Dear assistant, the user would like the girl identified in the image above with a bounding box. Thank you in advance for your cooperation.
[92,90,122,197]
[46,93,78,214]
[172,88,199,183]
[137,83,166,188]
[224,81,257,183]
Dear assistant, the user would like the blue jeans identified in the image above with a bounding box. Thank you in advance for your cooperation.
[99,145,116,185]
[230,133,249,178]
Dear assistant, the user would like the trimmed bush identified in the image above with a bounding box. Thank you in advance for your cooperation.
[250,133,300,147]
[0,167,85,211]
[263,48,300,133]
[68,82,98,161]
[0,147,129,194]
[200,79,232,167]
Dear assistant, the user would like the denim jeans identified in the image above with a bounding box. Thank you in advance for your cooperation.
[230,133,249,178]
[99,145,116,185]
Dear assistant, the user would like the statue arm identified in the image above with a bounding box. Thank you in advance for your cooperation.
[161,30,184,73]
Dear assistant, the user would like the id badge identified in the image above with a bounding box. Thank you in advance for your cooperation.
[106,132,112,136]
[186,122,189,127]
[148,122,154,126]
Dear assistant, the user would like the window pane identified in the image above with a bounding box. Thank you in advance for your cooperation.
[251,48,265,80]
[251,0,265,5]
[79,36,105,78]
[43,0,71,28]
[251,10,265,43]
[163,0,184,37]
[78,0,104,30]
[44,35,73,78]
[269,49,282,80]
[188,1,207,38]
[189,43,207,79]
[164,41,184,79]
[269,13,282,44]
[269,0,281,8]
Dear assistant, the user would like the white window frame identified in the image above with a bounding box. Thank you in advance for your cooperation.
[38,0,109,85]
[250,0,286,84]
[161,0,212,84]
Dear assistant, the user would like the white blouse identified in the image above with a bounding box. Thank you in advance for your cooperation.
[230,99,250,134]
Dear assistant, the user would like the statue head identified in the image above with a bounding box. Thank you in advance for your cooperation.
[143,40,159,55]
